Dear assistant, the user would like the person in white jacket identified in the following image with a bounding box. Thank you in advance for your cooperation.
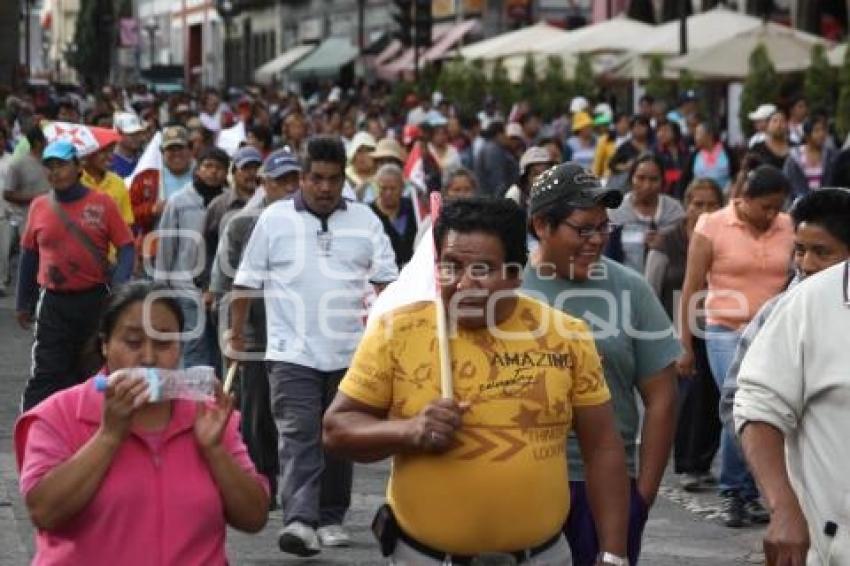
[734,257,850,565]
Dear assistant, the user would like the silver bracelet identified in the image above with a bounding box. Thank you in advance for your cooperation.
[599,551,628,566]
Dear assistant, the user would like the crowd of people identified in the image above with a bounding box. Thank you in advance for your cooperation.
[1,80,849,565]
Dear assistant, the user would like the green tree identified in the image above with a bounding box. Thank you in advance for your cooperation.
[804,44,835,114]
[739,43,778,138]
[518,54,538,103]
[836,45,850,140]
[573,53,598,101]
[488,58,515,112]
[68,0,115,89]
[538,56,572,121]
[644,55,671,103]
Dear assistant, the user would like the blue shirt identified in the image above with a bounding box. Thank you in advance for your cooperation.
[522,257,681,480]
[162,166,195,201]
[109,152,138,178]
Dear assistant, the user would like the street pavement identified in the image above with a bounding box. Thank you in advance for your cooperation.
[0,288,766,565]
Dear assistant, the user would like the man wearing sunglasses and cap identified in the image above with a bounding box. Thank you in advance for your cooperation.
[523,162,680,566]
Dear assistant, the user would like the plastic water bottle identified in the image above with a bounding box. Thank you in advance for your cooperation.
[94,366,217,402]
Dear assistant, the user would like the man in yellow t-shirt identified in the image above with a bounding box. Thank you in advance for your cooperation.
[323,198,630,565]
[81,144,134,227]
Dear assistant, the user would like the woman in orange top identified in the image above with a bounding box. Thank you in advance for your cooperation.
[678,165,794,528]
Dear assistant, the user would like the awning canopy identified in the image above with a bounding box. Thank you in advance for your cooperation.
[538,17,655,55]
[459,21,568,61]
[289,37,359,79]
[829,43,847,66]
[253,44,316,84]
[636,6,763,55]
[668,23,827,79]
[381,19,480,77]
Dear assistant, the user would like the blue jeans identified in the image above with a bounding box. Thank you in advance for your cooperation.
[705,325,758,500]
[177,293,221,375]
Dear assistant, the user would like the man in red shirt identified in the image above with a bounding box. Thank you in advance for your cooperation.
[15,140,134,410]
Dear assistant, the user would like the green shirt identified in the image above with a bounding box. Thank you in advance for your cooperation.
[522,256,681,480]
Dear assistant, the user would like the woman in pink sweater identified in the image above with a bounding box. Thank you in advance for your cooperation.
[15,281,269,565]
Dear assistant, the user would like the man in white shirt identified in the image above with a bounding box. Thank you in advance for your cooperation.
[231,136,398,557]
[735,258,850,564]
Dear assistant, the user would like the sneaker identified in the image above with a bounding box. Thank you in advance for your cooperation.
[317,524,351,547]
[721,495,747,528]
[744,499,770,524]
[680,473,702,492]
[278,521,321,557]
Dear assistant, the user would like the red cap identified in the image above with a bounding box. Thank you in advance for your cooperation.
[403,124,421,145]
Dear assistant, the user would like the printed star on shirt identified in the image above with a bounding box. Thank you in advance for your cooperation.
[512,403,541,432]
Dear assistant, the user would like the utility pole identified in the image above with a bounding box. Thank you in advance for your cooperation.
[679,0,687,55]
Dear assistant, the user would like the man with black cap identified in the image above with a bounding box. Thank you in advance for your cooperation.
[155,146,230,371]
[523,162,680,566]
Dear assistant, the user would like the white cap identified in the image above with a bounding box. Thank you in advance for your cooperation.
[748,103,777,122]
[570,96,589,114]
[114,112,144,135]
[347,131,377,160]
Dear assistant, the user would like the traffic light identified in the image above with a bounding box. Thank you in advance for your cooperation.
[392,0,413,47]
[413,0,432,47]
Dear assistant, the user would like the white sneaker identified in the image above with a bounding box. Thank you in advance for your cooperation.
[317,524,351,547]
[278,521,321,556]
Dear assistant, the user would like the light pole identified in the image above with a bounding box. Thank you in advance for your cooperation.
[143,21,158,69]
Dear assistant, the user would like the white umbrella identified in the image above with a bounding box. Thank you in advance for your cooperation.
[667,23,828,79]
[637,6,763,55]
[459,21,568,61]
[538,17,656,55]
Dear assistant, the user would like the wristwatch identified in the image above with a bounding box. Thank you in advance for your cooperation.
[598,552,628,566]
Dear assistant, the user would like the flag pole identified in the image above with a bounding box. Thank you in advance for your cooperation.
[430,192,453,399]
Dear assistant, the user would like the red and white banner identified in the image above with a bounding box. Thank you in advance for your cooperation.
[43,121,122,158]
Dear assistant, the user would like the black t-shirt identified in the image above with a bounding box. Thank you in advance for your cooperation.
[750,141,789,170]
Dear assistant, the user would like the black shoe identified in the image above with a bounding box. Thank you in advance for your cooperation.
[721,495,747,528]
[744,499,770,524]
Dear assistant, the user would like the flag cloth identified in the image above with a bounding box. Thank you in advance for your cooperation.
[126,132,163,187]
[43,122,122,158]
[217,121,246,157]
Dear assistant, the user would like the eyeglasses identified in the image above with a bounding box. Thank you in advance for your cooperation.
[560,219,616,240]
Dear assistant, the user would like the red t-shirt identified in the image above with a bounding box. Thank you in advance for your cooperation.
[22,190,134,291]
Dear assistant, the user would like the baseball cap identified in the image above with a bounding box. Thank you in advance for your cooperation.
[262,148,301,178]
[519,146,553,176]
[570,96,589,114]
[572,112,593,132]
[748,103,778,122]
[529,162,623,215]
[161,125,190,149]
[347,131,377,160]
[114,112,145,135]
[42,140,78,163]
[372,138,406,164]
[233,145,263,169]
[425,110,448,128]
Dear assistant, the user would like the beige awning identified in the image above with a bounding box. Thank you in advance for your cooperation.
[253,44,316,84]
[459,21,568,61]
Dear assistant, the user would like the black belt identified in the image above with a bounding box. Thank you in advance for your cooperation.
[45,284,109,296]
[397,529,562,565]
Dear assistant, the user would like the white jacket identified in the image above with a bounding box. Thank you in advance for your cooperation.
[734,261,850,565]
